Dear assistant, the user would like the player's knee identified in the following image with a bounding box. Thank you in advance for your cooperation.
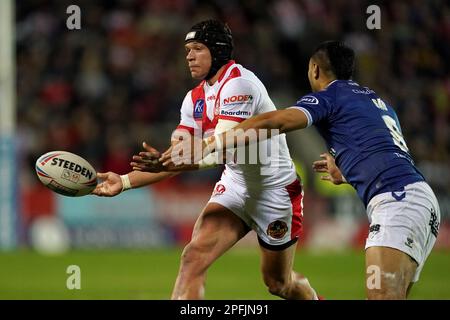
[264,276,290,298]
[367,288,405,300]
[179,242,211,270]
[180,243,200,265]
[366,270,408,300]
[367,279,406,300]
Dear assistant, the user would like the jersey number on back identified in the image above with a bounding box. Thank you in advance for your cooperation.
[372,98,409,153]
[382,115,409,153]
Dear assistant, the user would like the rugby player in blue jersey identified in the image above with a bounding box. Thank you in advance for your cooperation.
[169,41,441,299]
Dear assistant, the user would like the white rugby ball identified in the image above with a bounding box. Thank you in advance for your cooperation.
[35,151,97,197]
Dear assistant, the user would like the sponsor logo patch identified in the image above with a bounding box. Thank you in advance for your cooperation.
[267,220,288,239]
[193,99,204,119]
[353,88,375,94]
[220,110,251,116]
[223,95,253,105]
[298,95,319,105]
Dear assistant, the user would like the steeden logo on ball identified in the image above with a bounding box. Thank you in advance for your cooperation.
[35,151,97,197]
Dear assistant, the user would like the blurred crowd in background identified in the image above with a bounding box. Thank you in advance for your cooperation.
[15,0,450,249]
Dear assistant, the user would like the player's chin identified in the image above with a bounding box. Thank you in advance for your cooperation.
[190,71,206,80]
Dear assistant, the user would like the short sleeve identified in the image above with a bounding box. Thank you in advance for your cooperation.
[218,78,261,123]
[289,92,333,127]
[177,91,196,135]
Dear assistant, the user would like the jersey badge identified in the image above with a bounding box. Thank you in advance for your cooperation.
[193,99,205,119]
[267,220,288,239]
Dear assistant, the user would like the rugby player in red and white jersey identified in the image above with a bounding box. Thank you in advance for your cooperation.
[94,19,319,300]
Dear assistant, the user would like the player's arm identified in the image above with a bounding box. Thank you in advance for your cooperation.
[214,108,308,150]
[211,78,311,149]
[235,107,308,135]
[160,108,309,165]
[150,119,239,172]
[93,142,179,197]
[312,153,347,185]
[199,94,329,158]
[93,170,178,197]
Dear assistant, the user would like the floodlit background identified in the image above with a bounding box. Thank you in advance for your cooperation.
[0,0,448,299]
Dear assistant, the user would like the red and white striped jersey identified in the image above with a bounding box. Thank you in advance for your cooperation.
[177,61,297,187]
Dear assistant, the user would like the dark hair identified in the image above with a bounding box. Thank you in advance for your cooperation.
[312,41,355,80]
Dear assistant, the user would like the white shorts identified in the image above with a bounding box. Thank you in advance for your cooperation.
[365,181,441,282]
[208,172,304,250]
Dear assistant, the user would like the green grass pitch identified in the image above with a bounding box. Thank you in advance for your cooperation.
[0,248,449,300]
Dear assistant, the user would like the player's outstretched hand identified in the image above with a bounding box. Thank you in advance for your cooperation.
[312,153,347,185]
[160,145,174,166]
[160,136,204,167]
[92,172,123,197]
[130,142,165,172]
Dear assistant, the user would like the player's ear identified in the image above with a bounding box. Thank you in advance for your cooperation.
[313,63,320,80]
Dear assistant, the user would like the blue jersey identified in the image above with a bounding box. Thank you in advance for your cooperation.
[293,80,425,206]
